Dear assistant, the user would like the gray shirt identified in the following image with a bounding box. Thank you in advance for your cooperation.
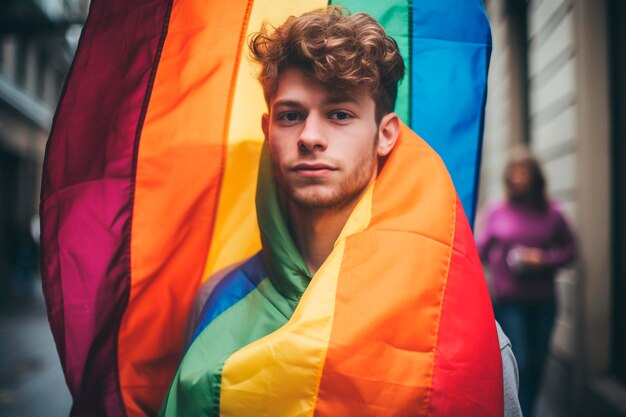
[498,321,524,417]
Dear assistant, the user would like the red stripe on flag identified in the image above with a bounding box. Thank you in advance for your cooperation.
[426,197,503,417]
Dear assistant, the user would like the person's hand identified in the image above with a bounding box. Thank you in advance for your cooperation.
[517,247,544,266]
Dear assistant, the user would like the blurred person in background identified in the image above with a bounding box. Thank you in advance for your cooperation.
[476,147,577,417]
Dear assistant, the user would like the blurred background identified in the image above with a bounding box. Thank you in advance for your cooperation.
[0,0,87,416]
[477,0,625,416]
[0,0,623,416]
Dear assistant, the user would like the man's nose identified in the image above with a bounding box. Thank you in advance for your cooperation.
[297,115,327,151]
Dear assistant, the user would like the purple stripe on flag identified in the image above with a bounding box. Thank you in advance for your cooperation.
[40,0,172,415]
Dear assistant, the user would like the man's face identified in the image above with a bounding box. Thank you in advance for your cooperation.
[262,67,381,211]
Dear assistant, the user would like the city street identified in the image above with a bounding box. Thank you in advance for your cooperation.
[0,0,625,416]
[0,281,71,417]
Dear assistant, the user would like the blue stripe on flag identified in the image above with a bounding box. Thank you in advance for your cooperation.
[191,252,267,343]
[410,0,492,225]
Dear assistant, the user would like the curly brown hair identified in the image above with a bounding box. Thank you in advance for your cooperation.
[248,6,405,122]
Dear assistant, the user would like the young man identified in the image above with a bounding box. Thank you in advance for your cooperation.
[160,7,522,417]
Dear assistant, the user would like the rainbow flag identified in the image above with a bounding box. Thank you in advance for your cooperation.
[161,123,503,416]
[40,0,493,416]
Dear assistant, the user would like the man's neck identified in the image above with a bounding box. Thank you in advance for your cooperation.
[288,200,359,276]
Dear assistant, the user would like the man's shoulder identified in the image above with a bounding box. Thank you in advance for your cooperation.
[194,252,266,314]
[496,321,524,417]
[495,320,511,351]
[185,252,265,344]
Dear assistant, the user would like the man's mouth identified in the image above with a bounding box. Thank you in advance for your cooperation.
[290,163,337,178]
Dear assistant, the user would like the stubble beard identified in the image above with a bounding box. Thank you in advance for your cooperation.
[273,136,379,212]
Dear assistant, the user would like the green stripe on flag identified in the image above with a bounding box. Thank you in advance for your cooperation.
[159,277,294,417]
[331,0,411,123]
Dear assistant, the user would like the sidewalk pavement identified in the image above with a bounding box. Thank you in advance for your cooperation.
[0,280,71,417]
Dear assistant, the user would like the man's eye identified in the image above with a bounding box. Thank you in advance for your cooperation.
[280,112,300,122]
[330,112,352,120]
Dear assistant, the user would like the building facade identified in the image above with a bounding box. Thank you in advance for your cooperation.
[478,0,626,415]
[0,0,87,305]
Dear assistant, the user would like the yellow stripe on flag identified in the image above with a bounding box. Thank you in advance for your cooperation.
[201,0,329,280]
[219,185,372,417]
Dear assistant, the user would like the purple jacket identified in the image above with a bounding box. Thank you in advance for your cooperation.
[476,200,577,303]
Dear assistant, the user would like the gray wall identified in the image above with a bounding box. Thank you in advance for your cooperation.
[479,0,623,415]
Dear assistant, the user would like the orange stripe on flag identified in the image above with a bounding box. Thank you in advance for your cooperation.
[314,124,457,416]
[117,0,252,415]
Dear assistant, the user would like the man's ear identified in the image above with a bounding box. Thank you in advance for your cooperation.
[376,112,400,157]
[261,113,269,142]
